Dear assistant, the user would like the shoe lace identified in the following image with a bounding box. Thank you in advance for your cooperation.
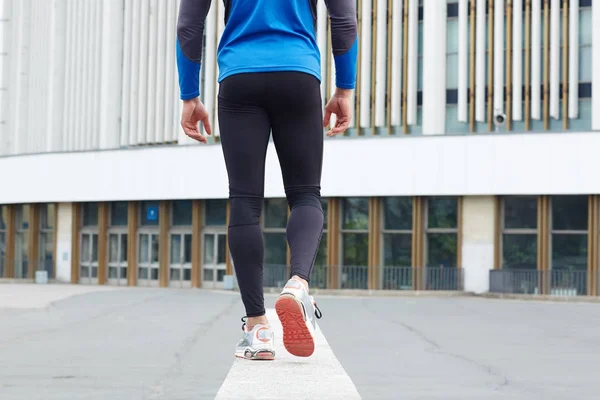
[313,301,323,319]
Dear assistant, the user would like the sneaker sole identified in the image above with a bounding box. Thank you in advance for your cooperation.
[275,294,315,357]
[235,349,275,361]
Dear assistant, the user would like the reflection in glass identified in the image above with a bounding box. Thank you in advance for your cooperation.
[120,234,128,262]
[139,235,149,264]
[184,234,192,263]
[314,234,327,267]
[110,202,128,226]
[82,235,91,263]
[83,203,99,226]
[383,234,412,266]
[0,205,6,229]
[551,195,588,231]
[92,234,98,262]
[552,234,587,270]
[15,232,28,278]
[138,267,148,279]
[204,234,215,264]
[151,234,159,263]
[384,197,413,230]
[427,198,457,229]
[502,234,537,269]
[426,233,457,267]
[342,233,368,266]
[172,200,193,226]
[0,232,5,277]
[264,233,286,265]
[39,232,54,278]
[342,198,369,230]
[184,269,191,281]
[171,235,182,264]
[217,234,227,264]
[321,199,328,230]
[109,234,119,263]
[41,204,56,230]
[205,200,227,225]
[504,196,537,230]
[264,199,288,228]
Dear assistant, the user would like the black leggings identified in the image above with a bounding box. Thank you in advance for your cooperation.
[218,72,325,318]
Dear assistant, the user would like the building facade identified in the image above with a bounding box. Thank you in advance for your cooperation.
[1,0,599,296]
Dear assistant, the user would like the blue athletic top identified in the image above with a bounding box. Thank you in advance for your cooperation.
[176,0,358,101]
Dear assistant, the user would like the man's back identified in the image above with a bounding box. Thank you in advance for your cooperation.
[217,0,321,83]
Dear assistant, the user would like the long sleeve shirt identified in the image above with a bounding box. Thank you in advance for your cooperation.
[176,0,358,100]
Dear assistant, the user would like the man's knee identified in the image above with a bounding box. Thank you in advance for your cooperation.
[229,196,263,226]
[285,186,322,211]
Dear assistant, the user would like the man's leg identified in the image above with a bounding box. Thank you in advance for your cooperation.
[267,71,325,357]
[218,74,271,330]
[269,72,325,287]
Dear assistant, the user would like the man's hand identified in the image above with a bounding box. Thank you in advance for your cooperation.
[181,97,212,143]
[323,88,353,136]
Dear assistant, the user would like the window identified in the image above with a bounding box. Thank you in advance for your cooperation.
[0,205,6,278]
[205,199,227,226]
[263,198,288,266]
[425,197,458,268]
[14,205,29,279]
[502,196,538,268]
[550,196,588,271]
[501,196,537,270]
[382,197,413,289]
[169,200,192,287]
[550,195,588,295]
[80,203,99,283]
[39,204,55,279]
[341,198,369,289]
[108,202,128,284]
[138,201,160,285]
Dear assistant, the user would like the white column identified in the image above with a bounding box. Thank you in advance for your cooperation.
[458,0,468,123]
[549,0,560,120]
[0,0,8,155]
[359,0,372,129]
[56,203,73,283]
[513,0,523,121]
[390,0,403,127]
[494,0,505,115]
[568,0,579,119]
[422,0,447,134]
[592,0,600,130]
[462,196,495,294]
[99,0,124,150]
[406,0,418,125]
[374,0,387,129]
[475,0,486,122]
[531,0,541,120]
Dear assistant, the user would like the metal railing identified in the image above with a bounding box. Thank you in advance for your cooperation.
[489,269,588,296]
[262,264,464,291]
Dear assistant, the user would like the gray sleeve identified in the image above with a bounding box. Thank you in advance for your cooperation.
[324,0,358,56]
[177,0,213,62]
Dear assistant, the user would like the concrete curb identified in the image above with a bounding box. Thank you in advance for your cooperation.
[475,292,600,303]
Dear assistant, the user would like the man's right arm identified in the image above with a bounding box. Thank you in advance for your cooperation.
[176,0,212,101]
[324,0,358,91]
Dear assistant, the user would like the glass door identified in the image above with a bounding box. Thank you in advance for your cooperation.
[80,232,98,284]
[202,232,227,289]
[138,232,159,286]
[169,233,192,288]
[108,232,128,285]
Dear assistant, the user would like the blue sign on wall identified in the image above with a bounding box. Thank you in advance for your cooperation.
[146,206,158,222]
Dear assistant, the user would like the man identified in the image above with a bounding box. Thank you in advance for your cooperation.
[176,0,357,360]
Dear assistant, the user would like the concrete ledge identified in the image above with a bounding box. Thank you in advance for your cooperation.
[215,309,362,400]
[476,292,600,303]
[262,287,475,297]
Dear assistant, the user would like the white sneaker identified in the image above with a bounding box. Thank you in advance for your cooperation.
[275,278,322,357]
[234,319,275,360]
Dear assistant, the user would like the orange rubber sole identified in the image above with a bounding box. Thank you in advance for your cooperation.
[275,295,315,357]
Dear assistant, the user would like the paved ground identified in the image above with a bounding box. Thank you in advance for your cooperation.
[1,284,599,399]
